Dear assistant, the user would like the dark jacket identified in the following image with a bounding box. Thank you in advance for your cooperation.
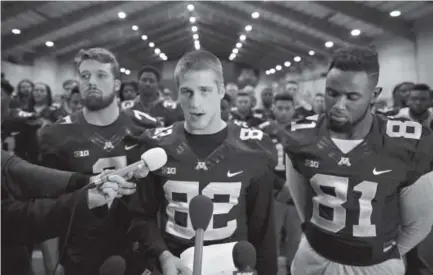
[1,151,91,275]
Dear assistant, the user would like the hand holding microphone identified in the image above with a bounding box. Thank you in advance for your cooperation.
[232,241,257,275]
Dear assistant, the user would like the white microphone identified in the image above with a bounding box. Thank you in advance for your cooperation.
[89,147,167,188]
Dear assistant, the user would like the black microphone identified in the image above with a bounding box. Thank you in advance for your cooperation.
[189,195,214,275]
[232,241,257,275]
[98,255,126,275]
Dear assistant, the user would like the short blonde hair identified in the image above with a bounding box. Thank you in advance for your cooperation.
[174,50,224,86]
[74,48,120,79]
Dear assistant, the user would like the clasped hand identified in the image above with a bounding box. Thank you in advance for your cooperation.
[87,170,137,209]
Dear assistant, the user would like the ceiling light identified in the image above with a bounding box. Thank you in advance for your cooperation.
[11,28,21,35]
[193,34,199,40]
[154,48,161,54]
[284,61,291,67]
[294,56,301,62]
[270,68,276,74]
[141,35,148,41]
[194,40,200,45]
[132,25,139,31]
[239,34,246,41]
[233,48,239,54]
[195,44,200,50]
[245,25,252,32]
[189,17,196,23]
[45,41,54,47]
[187,4,194,11]
[229,54,236,61]
[118,11,126,19]
[149,42,155,48]
[265,70,270,75]
[308,50,315,56]
[236,42,242,48]
[191,26,198,32]
[159,53,165,58]
[390,10,401,17]
[161,55,168,61]
[251,12,260,19]
[120,68,126,73]
[276,65,282,71]
[125,69,130,75]
[351,29,361,36]
[325,41,334,48]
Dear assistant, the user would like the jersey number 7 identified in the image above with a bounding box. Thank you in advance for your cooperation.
[311,174,378,237]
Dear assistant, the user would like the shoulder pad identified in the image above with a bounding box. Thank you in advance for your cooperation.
[230,106,238,112]
[57,115,73,124]
[162,100,177,110]
[52,102,62,108]
[121,100,135,110]
[258,120,270,130]
[253,113,263,119]
[48,105,58,111]
[232,119,248,128]
[126,109,158,127]
[290,114,319,132]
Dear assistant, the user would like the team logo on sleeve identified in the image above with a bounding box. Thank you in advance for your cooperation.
[195,161,208,170]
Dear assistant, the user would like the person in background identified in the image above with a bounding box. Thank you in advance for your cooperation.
[119,80,139,110]
[394,84,433,128]
[53,87,83,120]
[255,86,275,120]
[243,84,257,108]
[377,82,416,116]
[127,65,183,126]
[311,93,325,115]
[258,93,299,275]
[161,87,173,101]
[221,93,232,122]
[230,91,265,127]
[10,79,34,109]
[225,82,238,100]
[26,82,61,124]
[60,79,79,103]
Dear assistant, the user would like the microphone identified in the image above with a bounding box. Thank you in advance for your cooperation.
[89,147,167,188]
[98,255,126,275]
[232,241,257,275]
[189,195,214,275]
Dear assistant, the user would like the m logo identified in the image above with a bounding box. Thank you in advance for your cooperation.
[73,150,89,158]
[195,161,208,171]
[338,157,351,167]
[104,141,114,151]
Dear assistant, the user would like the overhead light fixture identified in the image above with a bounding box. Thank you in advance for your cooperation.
[120,68,126,73]
[284,61,291,67]
[294,56,301,62]
[154,48,161,54]
[189,17,196,23]
[233,48,239,54]
[45,41,54,47]
[325,41,334,48]
[390,10,401,17]
[270,68,276,74]
[236,42,242,48]
[229,54,236,61]
[193,34,199,40]
[118,11,126,19]
[195,44,200,50]
[141,35,148,41]
[251,12,260,19]
[161,55,168,61]
[245,25,252,32]
[11,28,21,34]
[125,69,131,75]
[239,34,246,41]
[187,4,194,11]
[149,42,155,48]
[351,29,361,36]
[132,25,139,31]
[308,50,315,56]
[276,65,282,71]
[191,26,198,32]
[194,40,200,45]
[265,70,270,75]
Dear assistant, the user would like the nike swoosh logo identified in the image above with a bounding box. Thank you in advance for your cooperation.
[373,168,392,175]
[125,144,138,150]
[227,170,243,178]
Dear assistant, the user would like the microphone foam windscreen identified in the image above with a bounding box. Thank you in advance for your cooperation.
[141,147,168,171]
[98,255,126,275]
[232,241,257,269]
[189,195,214,230]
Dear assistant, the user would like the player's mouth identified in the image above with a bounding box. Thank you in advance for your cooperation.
[330,113,348,123]
[190,112,205,118]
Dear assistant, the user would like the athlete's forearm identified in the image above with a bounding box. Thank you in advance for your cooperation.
[397,171,433,255]
[285,155,308,222]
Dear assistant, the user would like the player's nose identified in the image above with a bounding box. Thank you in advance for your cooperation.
[335,95,348,109]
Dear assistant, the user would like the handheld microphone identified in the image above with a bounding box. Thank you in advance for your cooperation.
[189,195,214,275]
[232,241,257,275]
[89,147,167,188]
[98,255,126,275]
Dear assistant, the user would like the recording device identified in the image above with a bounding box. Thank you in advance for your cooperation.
[89,147,167,188]
[189,195,214,275]
[98,255,126,275]
[232,241,257,275]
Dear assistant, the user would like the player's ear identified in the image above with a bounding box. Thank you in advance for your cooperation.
[370,87,382,104]
[114,79,121,92]
[218,84,225,100]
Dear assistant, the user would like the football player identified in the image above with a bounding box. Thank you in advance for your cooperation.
[125,65,184,126]
[39,48,158,275]
[258,92,300,273]
[230,91,266,127]
[255,87,275,120]
[394,84,433,128]
[127,50,278,275]
[282,47,433,275]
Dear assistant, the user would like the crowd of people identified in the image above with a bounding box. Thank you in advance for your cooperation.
[1,45,433,275]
